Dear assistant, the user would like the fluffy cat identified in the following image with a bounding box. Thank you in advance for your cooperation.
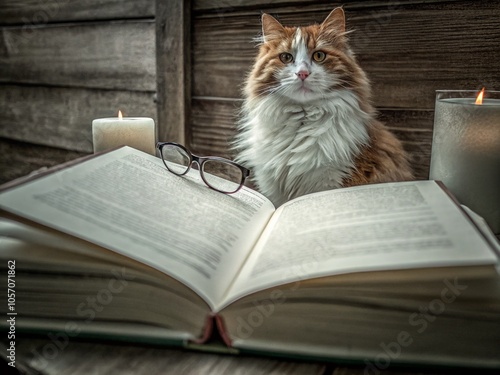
[234,8,413,206]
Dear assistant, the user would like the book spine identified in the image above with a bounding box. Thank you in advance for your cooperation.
[214,314,233,347]
[191,314,214,344]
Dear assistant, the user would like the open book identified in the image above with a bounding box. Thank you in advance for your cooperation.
[1,147,499,369]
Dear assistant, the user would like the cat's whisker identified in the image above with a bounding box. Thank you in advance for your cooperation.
[255,85,283,98]
[235,8,413,206]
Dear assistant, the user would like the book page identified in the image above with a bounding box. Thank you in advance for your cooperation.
[222,181,497,308]
[0,147,275,309]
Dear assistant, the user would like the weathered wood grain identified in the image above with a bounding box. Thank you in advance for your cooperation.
[378,109,433,180]
[156,0,191,144]
[192,1,500,108]
[189,97,433,180]
[0,138,88,185]
[333,367,446,375]
[190,97,241,155]
[2,0,496,187]
[0,85,157,153]
[0,0,155,25]
[193,0,461,13]
[194,0,332,12]
[8,337,469,375]
[13,338,327,375]
[0,21,156,91]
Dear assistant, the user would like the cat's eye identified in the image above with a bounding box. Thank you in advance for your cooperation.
[312,51,326,62]
[279,52,294,64]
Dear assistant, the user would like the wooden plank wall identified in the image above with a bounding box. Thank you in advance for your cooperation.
[1,0,499,184]
[156,0,191,145]
[190,0,500,180]
[0,0,156,184]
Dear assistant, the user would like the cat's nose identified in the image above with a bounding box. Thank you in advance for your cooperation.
[296,70,309,81]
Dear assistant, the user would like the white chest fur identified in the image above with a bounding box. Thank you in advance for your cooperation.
[236,90,370,206]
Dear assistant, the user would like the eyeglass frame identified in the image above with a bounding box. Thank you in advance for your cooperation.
[156,141,251,194]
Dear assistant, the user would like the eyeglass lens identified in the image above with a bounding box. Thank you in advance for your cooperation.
[202,160,243,193]
[161,144,191,175]
[160,143,244,193]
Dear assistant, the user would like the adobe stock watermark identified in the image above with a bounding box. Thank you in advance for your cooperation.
[214,2,235,22]
[4,0,70,54]
[29,267,135,371]
[235,243,324,339]
[363,277,468,374]
[350,1,401,51]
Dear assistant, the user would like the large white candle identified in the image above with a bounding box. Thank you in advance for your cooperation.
[92,112,156,155]
[429,90,500,234]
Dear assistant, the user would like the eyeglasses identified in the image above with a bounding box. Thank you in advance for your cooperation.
[156,142,250,194]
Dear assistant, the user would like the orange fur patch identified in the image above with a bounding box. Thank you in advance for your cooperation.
[238,10,414,205]
[343,120,414,187]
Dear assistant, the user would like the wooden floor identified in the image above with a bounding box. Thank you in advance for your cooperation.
[4,338,477,375]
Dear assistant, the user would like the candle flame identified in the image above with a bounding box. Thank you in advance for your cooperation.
[118,110,123,119]
[475,87,485,105]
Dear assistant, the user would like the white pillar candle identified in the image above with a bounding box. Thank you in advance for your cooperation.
[430,89,500,234]
[92,112,156,155]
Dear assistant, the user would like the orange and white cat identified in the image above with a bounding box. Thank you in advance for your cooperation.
[234,8,413,206]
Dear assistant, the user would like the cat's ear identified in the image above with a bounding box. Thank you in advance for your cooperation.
[320,7,346,35]
[261,13,286,42]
